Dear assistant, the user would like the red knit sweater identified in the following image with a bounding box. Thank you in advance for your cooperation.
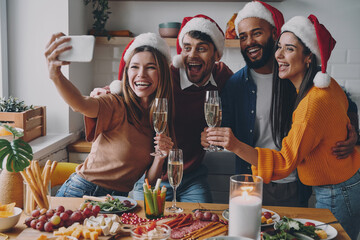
[253,79,360,185]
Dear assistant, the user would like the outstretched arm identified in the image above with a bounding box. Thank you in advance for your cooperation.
[45,32,99,118]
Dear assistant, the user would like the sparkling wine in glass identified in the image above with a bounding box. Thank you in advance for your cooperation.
[150,98,168,157]
[166,149,184,213]
[204,90,221,152]
[216,98,224,152]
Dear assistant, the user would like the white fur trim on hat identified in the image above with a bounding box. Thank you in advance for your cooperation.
[281,16,321,64]
[110,80,122,94]
[124,32,171,63]
[178,18,225,58]
[313,72,331,88]
[235,1,275,36]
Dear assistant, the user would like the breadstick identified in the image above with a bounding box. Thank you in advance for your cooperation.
[50,161,58,176]
[42,160,51,178]
[35,161,50,208]
[30,163,49,209]
[20,171,46,209]
[198,224,228,240]
[42,164,51,189]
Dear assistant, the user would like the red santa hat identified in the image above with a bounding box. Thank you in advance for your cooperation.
[172,14,225,68]
[110,32,171,94]
[281,15,336,88]
[234,0,284,38]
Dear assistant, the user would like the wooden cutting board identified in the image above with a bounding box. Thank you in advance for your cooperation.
[16,228,128,240]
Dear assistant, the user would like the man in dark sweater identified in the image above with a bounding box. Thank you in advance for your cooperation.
[93,15,233,203]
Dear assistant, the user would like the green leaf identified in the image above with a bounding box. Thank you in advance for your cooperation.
[0,132,32,172]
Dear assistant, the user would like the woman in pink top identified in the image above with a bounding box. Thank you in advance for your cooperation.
[45,32,175,197]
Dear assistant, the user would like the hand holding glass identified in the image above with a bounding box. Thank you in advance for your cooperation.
[151,98,168,157]
[166,149,184,213]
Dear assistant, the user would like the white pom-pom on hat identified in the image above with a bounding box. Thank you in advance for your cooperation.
[110,80,122,94]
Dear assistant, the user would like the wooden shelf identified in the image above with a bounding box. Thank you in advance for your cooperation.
[96,36,240,48]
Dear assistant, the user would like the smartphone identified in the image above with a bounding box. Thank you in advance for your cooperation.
[58,35,95,62]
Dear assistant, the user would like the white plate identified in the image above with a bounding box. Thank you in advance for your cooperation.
[91,196,137,214]
[222,208,280,227]
[261,208,281,227]
[293,218,338,240]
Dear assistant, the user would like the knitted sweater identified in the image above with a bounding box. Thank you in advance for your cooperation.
[170,63,232,175]
[253,79,360,186]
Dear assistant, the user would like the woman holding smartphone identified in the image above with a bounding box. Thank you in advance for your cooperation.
[45,32,175,198]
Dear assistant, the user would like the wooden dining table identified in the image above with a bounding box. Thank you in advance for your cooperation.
[5,197,350,239]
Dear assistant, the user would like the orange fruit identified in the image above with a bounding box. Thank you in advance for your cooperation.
[0,126,12,136]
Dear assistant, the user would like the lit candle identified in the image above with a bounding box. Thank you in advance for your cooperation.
[228,175,263,240]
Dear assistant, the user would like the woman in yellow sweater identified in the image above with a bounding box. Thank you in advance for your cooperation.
[204,15,360,239]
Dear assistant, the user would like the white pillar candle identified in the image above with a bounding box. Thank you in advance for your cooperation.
[229,194,262,239]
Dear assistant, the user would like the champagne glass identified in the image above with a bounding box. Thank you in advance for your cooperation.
[204,90,221,152]
[166,149,184,213]
[150,98,168,157]
[216,98,224,152]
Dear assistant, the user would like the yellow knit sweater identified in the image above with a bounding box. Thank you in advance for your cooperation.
[253,79,360,186]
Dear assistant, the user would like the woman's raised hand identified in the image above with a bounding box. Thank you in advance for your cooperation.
[44,32,71,80]
[154,134,174,158]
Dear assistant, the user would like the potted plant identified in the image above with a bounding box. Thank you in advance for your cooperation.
[0,96,46,142]
[84,0,111,36]
[0,124,33,208]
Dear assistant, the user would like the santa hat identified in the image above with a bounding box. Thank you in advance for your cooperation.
[281,15,336,88]
[235,0,284,38]
[110,32,171,94]
[172,14,225,68]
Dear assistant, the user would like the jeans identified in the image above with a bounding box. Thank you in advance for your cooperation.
[314,169,360,240]
[55,173,128,198]
[132,164,213,203]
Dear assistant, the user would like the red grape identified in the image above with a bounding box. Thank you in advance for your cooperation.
[36,221,45,231]
[211,213,219,222]
[64,219,74,228]
[31,209,40,218]
[203,211,212,221]
[263,212,272,219]
[70,211,81,222]
[56,205,65,213]
[46,209,54,218]
[60,212,69,221]
[38,215,47,222]
[30,219,38,229]
[24,217,34,227]
[83,207,92,217]
[65,209,73,216]
[44,222,53,232]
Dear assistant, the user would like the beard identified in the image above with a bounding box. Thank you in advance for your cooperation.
[241,37,275,69]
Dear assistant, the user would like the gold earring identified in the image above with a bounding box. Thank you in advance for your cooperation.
[307,63,310,69]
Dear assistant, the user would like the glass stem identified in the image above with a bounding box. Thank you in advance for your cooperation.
[172,186,177,208]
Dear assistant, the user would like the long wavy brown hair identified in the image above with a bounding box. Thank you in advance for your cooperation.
[121,46,176,145]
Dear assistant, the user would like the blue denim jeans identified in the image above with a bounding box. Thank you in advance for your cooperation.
[132,164,213,203]
[314,169,360,240]
[55,173,128,197]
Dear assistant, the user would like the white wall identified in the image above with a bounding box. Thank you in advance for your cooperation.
[7,0,90,134]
